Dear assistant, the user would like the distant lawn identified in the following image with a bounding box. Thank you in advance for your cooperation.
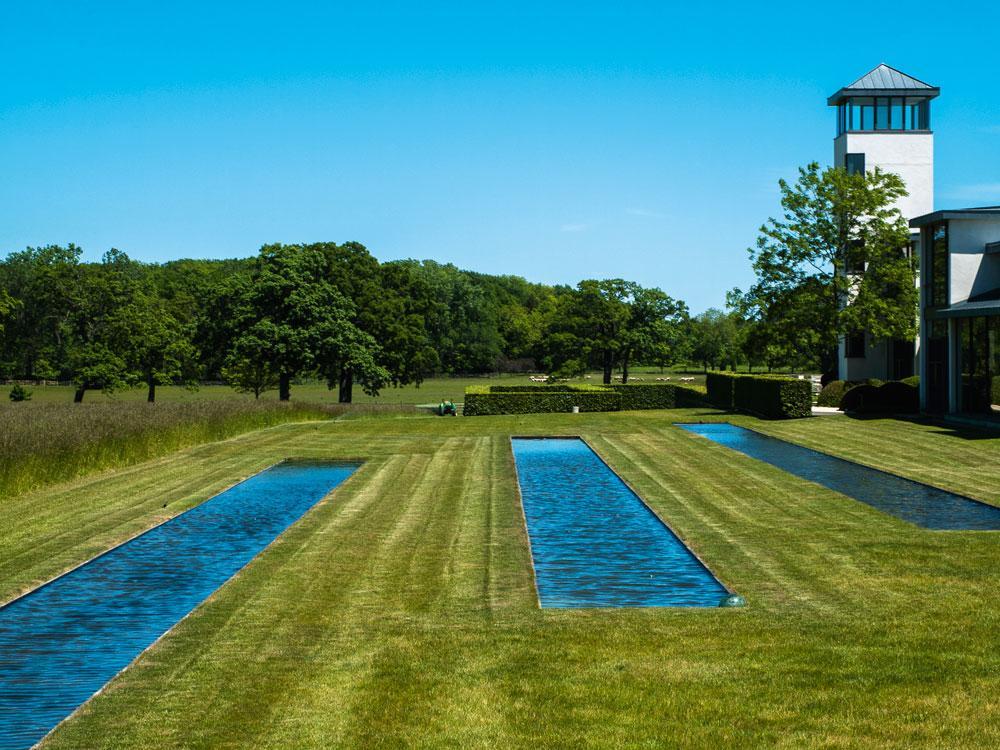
[4,409,998,748]
[1,370,712,408]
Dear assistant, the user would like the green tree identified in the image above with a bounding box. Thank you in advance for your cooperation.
[226,245,387,401]
[221,326,280,399]
[689,308,739,371]
[0,244,81,379]
[731,162,915,375]
[66,249,142,402]
[538,280,629,383]
[618,287,688,382]
[128,287,199,402]
[0,289,16,339]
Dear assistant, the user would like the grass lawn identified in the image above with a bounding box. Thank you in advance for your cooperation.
[4,409,999,748]
[0,370,711,408]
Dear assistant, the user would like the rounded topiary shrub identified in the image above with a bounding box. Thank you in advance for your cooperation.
[839,383,878,413]
[840,381,919,414]
[816,380,847,408]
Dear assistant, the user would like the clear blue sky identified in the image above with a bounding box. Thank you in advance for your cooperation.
[2,1,998,313]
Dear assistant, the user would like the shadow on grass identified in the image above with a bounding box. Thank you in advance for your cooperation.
[842,411,1000,441]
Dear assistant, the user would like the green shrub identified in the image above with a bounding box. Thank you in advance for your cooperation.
[8,384,32,402]
[901,375,920,388]
[705,372,811,419]
[463,385,620,416]
[840,380,918,414]
[816,380,847,408]
[489,384,576,392]
[609,383,705,410]
[462,382,704,416]
[866,378,885,388]
[705,372,735,410]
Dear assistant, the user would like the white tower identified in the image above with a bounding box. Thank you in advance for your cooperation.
[828,64,938,381]
[829,64,938,219]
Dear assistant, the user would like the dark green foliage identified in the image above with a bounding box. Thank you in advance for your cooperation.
[840,380,918,414]
[706,372,736,410]
[463,385,620,416]
[489,384,577,392]
[8,383,31,402]
[2,243,702,398]
[706,372,811,419]
[730,162,917,373]
[610,383,705,410]
[463,383,703,416]
[817,380,847,407]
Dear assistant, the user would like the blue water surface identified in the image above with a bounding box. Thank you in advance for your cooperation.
[0,460,358,750]
[679,423,1000,530]
[511,437,729,608]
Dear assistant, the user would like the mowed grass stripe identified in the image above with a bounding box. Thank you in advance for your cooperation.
[591,428,840,612]
[7,409,997,749]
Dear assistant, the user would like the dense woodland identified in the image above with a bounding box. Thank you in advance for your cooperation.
[0,163,914,402]
[0,242,765,403]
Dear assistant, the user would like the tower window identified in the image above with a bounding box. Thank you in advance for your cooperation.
[845,153,865,176]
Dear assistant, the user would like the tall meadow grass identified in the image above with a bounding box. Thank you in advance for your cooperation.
[0,401,335,499]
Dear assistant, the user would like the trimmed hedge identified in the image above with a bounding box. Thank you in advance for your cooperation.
[610,383,704,410]
[462,382,704,416]
[817,380,848,407]
[463,385,620,416]
[706,372,736,410]
[705,372,812,419]
[488,384,576,392]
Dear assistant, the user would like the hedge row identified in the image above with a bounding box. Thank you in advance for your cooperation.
[463,386,620,416]
[609,383,704,410]
[462,382,704,416]
[706,372,812,419]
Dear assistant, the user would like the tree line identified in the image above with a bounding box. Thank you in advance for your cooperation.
[0,241,743,402]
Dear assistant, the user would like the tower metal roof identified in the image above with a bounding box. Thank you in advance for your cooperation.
[828,64,939,105]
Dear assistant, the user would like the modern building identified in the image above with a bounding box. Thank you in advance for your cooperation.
[828,64,939,381]
[913,207,1000,417]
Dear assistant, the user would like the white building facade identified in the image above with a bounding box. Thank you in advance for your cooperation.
[913,208,1000,417]
[828,64,939,381]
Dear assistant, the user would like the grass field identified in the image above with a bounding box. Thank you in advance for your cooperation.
[6,409,998,748]
[1,369,716,408]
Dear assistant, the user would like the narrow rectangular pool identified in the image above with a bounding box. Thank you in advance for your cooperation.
[679,423,1000,530]
[0,460,359,750]
[511,437,730,608]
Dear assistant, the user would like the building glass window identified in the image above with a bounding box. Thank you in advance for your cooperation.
[960,316,991,414]
[846,332,866,358]
[926,319,948,413]
[876,97,890,130]
[930,223,948,308]
[839,96,931,133]
[845,153,865,176]
[891,99,905,130]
